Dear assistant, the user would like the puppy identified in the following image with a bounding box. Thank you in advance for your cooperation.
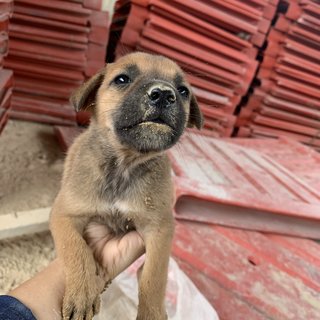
[50,52,203,320]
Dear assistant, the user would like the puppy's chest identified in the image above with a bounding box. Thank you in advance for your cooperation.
[94,200,136,235]
[95,164,150,235]
[101,158,149,201]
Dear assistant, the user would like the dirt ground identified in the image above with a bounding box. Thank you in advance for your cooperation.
[0,120,63,293]
[0,231,54,294]
[0,120,64,215]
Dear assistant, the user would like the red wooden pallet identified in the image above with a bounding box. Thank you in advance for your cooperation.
[3,0,109,125]
[227,137,320,191]
[0,0,13,134]
[0,68,13,134]
[110,0,278,137]
[173,221,320,320]
[236,0,320,150]
[168,132,320,239]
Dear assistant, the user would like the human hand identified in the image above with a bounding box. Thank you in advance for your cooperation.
[7,223,144,320]
[84,222,145,280]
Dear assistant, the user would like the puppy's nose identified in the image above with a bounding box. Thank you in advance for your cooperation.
[148,85,176,107]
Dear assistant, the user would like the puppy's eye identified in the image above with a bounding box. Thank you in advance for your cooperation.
[114,74,131,85]
[177,86,189,98]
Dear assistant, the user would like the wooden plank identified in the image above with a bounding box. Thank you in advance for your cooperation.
[0,207,50,240]
[173,221,320,320]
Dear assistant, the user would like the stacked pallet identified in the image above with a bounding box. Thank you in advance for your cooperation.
[0,0,13,134]
[227,136,320,191]
[170,132,320,238]
[3,0,109,126]
[108,0,278,137]
[237,0,320,149]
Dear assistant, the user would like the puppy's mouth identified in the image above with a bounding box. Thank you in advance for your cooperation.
[143,118,166,125]
[121,117,172,131]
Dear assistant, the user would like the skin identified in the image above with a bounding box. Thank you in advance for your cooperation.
[9,222,145,320]
[50,52,203,320]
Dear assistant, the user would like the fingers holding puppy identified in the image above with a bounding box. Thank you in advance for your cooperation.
[84,222,145,279]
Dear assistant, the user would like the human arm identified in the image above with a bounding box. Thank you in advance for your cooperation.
[7,223,144,320]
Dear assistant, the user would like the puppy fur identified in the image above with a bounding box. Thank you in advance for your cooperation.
[50,52,203,320]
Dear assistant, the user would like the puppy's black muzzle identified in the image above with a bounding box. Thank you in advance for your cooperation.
[148,86,176,109]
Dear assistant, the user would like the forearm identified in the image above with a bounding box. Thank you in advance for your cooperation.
[9,259,65,320]
[6,229,144,320]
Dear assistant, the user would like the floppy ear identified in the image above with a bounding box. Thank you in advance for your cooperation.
[187,94,204,130]
[70,69,105,112]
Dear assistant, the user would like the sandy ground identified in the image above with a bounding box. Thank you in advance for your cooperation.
[0,120,63,293]
[0,120,64,215]
[0,231,54,294]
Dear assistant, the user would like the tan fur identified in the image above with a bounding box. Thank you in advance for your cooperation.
[50,52,202,320]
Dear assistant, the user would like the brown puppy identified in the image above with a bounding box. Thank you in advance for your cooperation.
[50,52,203,320]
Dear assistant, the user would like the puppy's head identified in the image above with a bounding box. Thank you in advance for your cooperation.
[71,52,203,153]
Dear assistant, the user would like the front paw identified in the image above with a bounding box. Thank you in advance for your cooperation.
[62,279,102,320]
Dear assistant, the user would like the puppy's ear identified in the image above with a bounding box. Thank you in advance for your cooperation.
[70,69,105,112]
[187,94,204,130]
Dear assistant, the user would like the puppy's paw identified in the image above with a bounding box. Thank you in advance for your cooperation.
[62,280,102,320]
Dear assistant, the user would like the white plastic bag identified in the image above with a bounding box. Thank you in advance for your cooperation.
[95,256,219,320]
